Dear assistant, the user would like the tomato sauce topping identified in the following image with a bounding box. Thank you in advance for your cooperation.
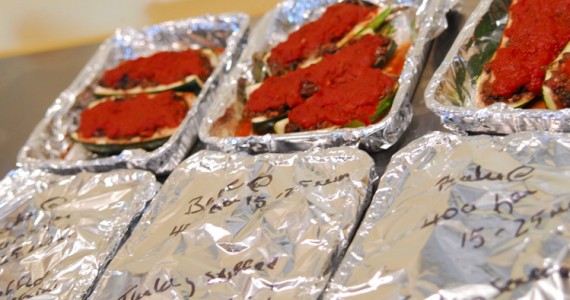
[247,34,389,113]
[235,118,253,137]
[288,67,394,128]
[268,3,375,69]
[486,0,570,98]
[79,91,188,139]
[100,49,212,89]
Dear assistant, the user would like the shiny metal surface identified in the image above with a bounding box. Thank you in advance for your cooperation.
[199,0,457,153]
[325,131,570,299]
[426,0,570,134]
[0,168,159,299]
[0,1,484,179]
[90,147,376,299]
[16,14,249,175]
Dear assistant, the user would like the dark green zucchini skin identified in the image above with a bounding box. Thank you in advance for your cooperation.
[252,114,288,135]
[71,135,170,155]
[173,79,202,94]
[370,90,396,123]
[94,76,203,98]
[73,91,195,154]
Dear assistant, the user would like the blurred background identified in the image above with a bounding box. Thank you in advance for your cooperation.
[0,0,278,58]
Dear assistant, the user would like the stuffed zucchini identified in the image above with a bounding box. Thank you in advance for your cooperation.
[210,1,409,137]
[72,91,195,154]
[263,0,393,77]
[246,35,397,134]
[94,48,218,97]
[475,0,570,108]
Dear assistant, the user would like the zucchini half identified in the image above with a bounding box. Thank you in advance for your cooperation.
[263,5,393,77]
[543,41,570,110]
[474,1,534,108]
[94,75,204,98]
[93,49,218,97]
[71,93,196,154]
[71,134,172,154]
[475,71,535,108]
[270,88,397,134]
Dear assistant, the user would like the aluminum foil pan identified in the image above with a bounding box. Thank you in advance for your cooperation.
[426,0,570,134]
[17,14,249,175]
[325,131,570,299]
[0,168,159,299]
[89,147,376,299]
[199,0,457,153]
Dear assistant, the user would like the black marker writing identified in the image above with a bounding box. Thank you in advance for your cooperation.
[205,257,279,284]
[435,165,535,192]
[117,277,195,300]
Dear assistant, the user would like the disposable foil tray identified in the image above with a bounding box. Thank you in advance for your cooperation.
[90,147,376,299]
[325,131,570,299]
[426,0,570,134]
[199,0,457,153]
[17,14,249,175]
[0,168,159,299]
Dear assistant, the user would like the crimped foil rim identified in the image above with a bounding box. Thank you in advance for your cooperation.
[325,130,570,299]
[425,0,570,134]
[17,13,250,175]
[199,0,455,153]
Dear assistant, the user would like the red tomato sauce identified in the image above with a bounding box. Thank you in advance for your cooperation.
[486,0,570,98]
[384,42,411,76]
[100,49,211,88]
[235,118,253,137]
[247,34,389,113]
[288,67,394,128]
[268,3,375,69]
[79,91,188,139]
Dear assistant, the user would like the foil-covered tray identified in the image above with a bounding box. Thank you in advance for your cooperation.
[425,0,570,134]
[0,168,159,299]
[199,0,457,153]
[17,14,249,175]
[89,147,376,299]
[325,131,570,299]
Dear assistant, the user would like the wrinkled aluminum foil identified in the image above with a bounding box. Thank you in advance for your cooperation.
[425,0,570,134]
[0,168,159,299]
[89,147,376,299]
[325,131,570,299]
[17,14,249,175]
[199,0,458,153]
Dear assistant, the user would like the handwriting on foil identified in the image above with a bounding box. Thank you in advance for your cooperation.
[205,257,279,284]
[0,272,60,299]
[117,277,196,300]
[170,173,350,237]
[435,164,535,192]
[0,196,74,267]
[116,257,279,300]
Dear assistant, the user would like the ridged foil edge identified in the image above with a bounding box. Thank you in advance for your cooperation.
[90,147,378,299]
[17,13,250,175]
[199,0,457,154]
[0,168,160,299]
[325,131,570,299]
[425,0,570,134]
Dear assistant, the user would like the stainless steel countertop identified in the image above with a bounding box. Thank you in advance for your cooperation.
[0,1,477,178]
